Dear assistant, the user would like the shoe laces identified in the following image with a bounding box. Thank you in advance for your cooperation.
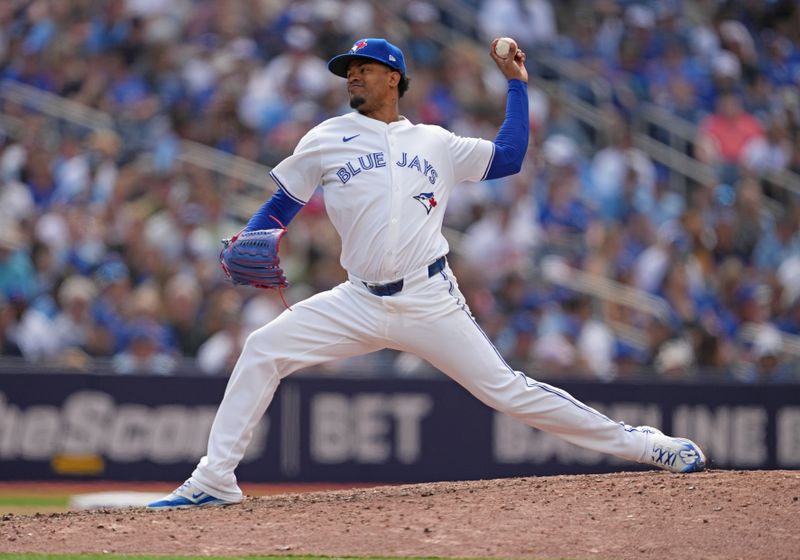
[653,441,698,467]
[652,444,679,467]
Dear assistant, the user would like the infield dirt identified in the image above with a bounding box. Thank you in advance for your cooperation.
[1,470,797,559]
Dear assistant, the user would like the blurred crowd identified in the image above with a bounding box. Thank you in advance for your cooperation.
[0,0,798,382]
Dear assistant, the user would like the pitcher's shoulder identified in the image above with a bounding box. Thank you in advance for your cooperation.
[315,113,358,131]
[410,122,453,139]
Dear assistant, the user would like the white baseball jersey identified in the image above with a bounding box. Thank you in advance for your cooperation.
[188,112,667,502]
[270,112,494,282]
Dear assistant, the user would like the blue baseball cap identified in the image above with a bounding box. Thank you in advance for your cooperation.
[328,38,406,78]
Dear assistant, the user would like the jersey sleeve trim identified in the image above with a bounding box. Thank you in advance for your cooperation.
[270,170,307,205]
[480,143,497,181]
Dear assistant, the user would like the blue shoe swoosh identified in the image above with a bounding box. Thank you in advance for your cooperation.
[342,134,360,142]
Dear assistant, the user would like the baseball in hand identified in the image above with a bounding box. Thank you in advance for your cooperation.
[495,37,517,58]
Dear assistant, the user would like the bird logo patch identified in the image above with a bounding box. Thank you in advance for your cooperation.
[413,192,438,214]
[351,40,368,52]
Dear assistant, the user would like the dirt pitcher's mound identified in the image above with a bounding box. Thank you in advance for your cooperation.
[1,470,798,559]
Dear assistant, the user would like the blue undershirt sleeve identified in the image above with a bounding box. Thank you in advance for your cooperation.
[485,79,530,180]
[245,187,304,231]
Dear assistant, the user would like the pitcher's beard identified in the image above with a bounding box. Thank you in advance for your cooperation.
[349,95,365,109]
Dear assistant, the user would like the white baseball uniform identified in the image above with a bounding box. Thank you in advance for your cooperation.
[190,111,657,502]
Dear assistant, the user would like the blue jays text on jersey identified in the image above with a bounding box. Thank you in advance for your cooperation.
[336,151,439,185]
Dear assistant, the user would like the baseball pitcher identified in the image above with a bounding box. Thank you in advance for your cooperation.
[149,37,705,509]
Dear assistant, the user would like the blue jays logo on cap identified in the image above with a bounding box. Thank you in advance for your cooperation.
[328,37,407,78]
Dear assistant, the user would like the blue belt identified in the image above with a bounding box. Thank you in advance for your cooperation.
[363,256,446,297]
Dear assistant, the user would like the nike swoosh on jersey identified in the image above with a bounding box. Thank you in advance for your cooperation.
[342,134,360,142]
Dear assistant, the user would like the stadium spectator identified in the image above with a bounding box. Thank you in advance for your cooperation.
[741,115,793,174]
[196,305,247,376]
[737,324,797,384]
[695,91,764,182]
[162,272,206,357]
[0,220,36,304]
[403,2,442,69]
[111,319,177,375]
[0,294,21,357]
[461,202,536,284]
[589,116,656,221]
[478,0,557,49]
[197,290,250,375]
[570,293,617,380]
[51,274,101,355]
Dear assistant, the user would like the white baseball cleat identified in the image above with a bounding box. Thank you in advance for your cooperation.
[639,426,707,473]
[147,479,235,510]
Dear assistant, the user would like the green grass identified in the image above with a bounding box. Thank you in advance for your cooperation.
[0,495,71,515]
[0,496,70,507]
[0,556,439,560]
[0,556,504,560]
[3,557,443,560]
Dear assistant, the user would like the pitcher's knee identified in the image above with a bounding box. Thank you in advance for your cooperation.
[233,331,282,380]
[473,388,515,415]
[473,378,538,417]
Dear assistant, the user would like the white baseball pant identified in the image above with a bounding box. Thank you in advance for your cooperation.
[191,262,652,502]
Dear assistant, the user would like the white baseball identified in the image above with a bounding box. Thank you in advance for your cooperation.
[494,37,516,58]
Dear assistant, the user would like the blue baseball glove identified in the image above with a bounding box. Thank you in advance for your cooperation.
[220,228,288,289]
